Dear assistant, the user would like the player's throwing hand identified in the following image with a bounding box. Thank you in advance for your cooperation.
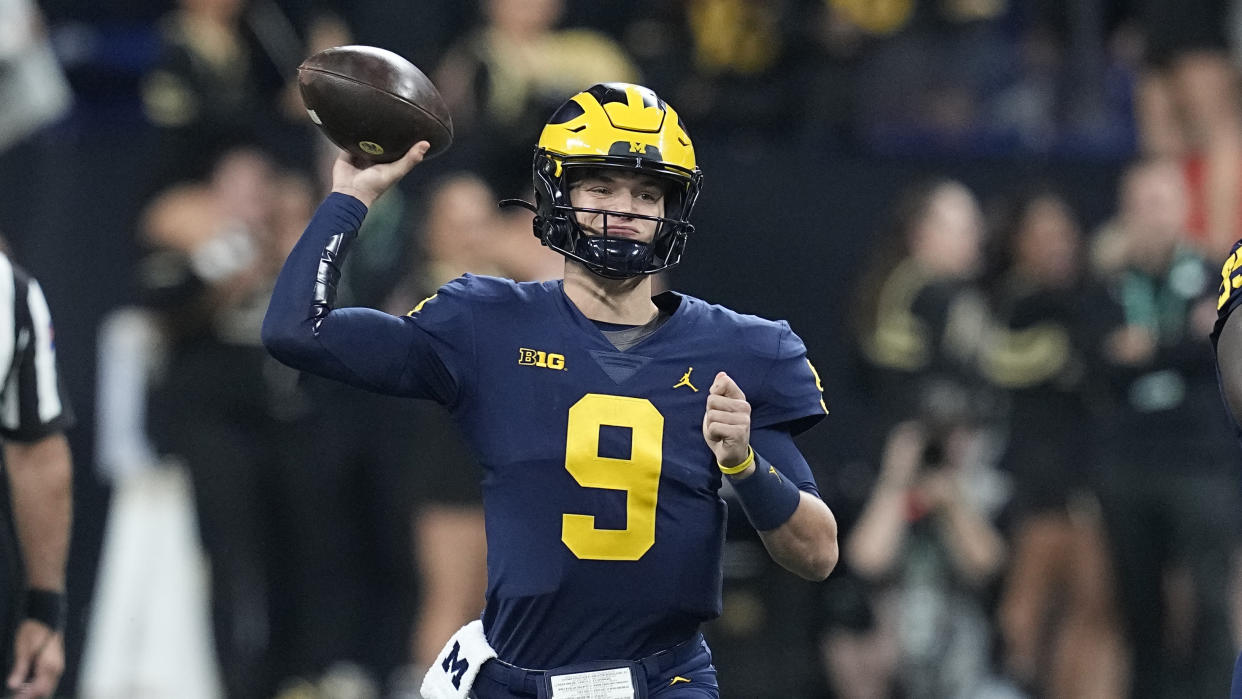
[332,140,430,208]
[703,371,752,471]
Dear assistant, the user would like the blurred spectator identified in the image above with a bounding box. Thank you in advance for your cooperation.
[139,0,328,186]
[673,0,803,144]
[845,177,1014,697]
[81,305,222,698]
[980,189,1126,698]
[0,0,71,154]
[140,0,273,184]
[1121,0,1242,257]
[844,420,1009,698]
[852,178,992,454]
[433,0,640,196]
[1090,158,1239,698]
[137,148,323,699]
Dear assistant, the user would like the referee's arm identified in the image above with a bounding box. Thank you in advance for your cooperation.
[5,434,71,593]
[2,269,74,596]
[1,264,73,696]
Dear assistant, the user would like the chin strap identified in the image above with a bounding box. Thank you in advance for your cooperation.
[499,199,545,244]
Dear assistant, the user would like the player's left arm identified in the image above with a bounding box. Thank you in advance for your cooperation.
[704,371,838,581]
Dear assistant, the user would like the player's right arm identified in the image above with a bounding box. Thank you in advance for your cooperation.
[263,143,461,399]
[330,142,429,209]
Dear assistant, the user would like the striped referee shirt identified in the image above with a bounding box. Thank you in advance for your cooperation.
[0,254,72,441]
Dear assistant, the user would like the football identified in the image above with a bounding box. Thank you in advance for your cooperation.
[297,45,454,163]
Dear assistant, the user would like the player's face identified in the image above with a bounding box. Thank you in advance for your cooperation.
[569,170,667,244]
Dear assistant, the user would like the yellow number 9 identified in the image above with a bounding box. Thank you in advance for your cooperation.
[562,394,664,561]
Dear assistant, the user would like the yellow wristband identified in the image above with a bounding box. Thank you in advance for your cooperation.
[718,447,755,475]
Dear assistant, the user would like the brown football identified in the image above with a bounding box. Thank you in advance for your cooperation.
[298,45,454,163]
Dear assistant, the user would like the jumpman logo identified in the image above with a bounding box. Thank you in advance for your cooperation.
[673,367,698,392]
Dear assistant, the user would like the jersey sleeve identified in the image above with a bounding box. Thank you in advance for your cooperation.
[751,324,828,435]
[1212,239,1242,348]
[0,269,74,442]
[322,278,478,406]
[262,193,476,405]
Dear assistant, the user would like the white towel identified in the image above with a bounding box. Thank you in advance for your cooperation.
[421,619,498,699]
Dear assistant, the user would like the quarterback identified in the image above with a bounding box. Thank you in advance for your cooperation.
[263,83,837,698]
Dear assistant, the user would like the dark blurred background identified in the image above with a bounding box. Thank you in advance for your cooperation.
[2,0,1241,697]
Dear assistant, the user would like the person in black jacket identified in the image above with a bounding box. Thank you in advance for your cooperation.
[1094,158,1237,698]
[981,189,1124,698]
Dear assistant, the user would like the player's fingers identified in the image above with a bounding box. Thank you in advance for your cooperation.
[400,140,431,165]
[379,141,430,177]
[704,408,750,427]
[27,656,60,699]
[709,371,745,400]
[704,410,749,434]
[705,393,750,414]
[705,422,747,445]
[7,649,31,689]
[21,677,50,699]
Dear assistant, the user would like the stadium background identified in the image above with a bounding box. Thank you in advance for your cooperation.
[0,0,1228,696]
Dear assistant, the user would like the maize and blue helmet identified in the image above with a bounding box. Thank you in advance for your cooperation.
[528,83,703,279]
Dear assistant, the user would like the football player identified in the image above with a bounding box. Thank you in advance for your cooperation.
[1212,240,1242,699]
[263,83,837,698]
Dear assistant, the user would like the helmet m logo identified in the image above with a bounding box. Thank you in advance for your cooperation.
[609,141,663,160]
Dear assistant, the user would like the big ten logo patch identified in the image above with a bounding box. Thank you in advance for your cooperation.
[519,348,566,371]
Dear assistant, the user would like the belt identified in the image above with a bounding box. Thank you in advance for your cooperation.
[478,633,704,697]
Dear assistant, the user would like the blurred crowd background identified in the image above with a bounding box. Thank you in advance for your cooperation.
[2,0,1242,697]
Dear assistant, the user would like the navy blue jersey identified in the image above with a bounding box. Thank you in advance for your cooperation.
[264,194,828,668]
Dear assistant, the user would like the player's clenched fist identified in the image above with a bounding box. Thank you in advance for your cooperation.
[703,371,752,470]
